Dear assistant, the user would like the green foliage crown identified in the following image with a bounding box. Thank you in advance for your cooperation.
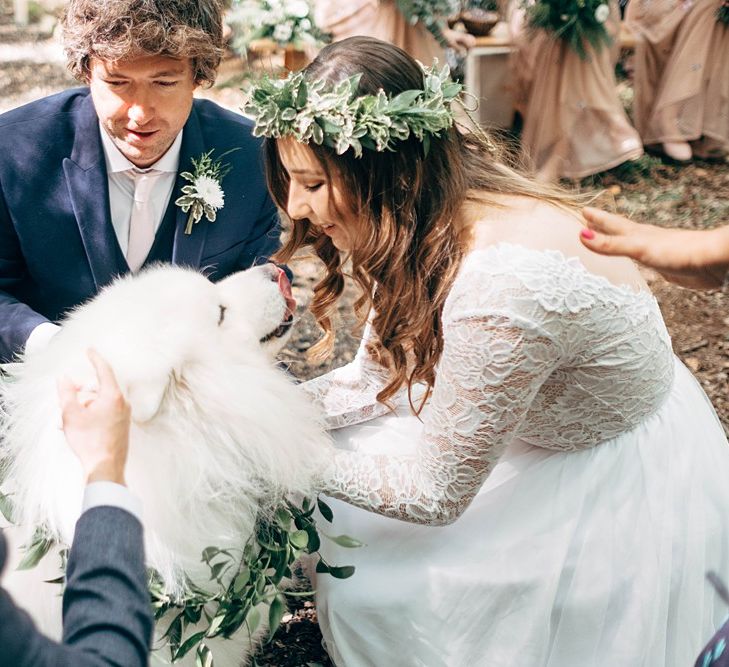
[245,63,463,157]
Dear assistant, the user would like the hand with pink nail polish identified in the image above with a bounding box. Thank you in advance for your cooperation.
[579,207,729,290]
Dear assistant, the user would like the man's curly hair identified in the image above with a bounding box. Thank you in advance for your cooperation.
[62,0,225,86]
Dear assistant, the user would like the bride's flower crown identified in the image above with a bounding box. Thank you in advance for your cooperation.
[244,63,462,157]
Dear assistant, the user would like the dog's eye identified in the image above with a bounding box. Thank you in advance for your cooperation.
[218,305,226,326]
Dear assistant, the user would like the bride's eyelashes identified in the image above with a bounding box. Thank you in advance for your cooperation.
[305,183,324,192]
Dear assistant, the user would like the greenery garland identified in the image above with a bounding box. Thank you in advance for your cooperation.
[151,496,358,666]
[395,0,461,46]
[525,0,613,61]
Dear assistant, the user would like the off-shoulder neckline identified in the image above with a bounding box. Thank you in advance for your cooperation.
[461,242,658,305]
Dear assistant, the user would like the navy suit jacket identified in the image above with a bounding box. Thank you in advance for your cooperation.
[0,506,153,666]
[0,88,281,362]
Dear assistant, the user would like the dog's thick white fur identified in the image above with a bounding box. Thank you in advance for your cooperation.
[0,264,330,665]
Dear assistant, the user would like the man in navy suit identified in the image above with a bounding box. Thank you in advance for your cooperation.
[0,350,153,665]
[0,0,282,362]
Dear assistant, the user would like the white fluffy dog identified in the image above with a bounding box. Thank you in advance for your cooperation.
[0,264,330,666]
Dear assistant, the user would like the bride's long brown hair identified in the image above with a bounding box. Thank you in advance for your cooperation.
[268,37,578,413]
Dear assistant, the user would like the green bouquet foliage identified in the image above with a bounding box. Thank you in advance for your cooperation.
[525,0,613,60]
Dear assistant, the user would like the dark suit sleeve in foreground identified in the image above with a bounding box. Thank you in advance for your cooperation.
[0,506,153,666]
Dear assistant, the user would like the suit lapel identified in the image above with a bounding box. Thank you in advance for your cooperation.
[63,94,124,290]
[171,105,210,268]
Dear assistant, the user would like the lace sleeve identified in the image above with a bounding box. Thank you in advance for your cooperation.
[320,309,563,525]
[300,320,397,430]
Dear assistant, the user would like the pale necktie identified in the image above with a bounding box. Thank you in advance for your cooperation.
[126,169,162,273]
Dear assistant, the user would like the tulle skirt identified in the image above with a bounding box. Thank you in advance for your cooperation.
[315,358,729,666]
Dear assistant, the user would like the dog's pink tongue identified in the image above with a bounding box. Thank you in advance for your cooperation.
[277,269,296,318]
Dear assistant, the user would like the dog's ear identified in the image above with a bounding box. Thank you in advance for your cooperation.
[126,372,172,423]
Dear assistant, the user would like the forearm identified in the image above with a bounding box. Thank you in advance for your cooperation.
[301,320,396,429]
[61,507,152,667]
[706,224,729,272]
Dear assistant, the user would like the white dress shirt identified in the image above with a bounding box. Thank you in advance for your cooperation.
[25,126,183,356]
[99,123,182,257]
[83,482,142,522]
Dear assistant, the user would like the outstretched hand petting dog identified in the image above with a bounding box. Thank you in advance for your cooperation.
[57,349,131,486]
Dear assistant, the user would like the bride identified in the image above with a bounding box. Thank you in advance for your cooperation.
[246,36,729,666]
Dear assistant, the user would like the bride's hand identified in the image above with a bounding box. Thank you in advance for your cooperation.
[579,207,729,290]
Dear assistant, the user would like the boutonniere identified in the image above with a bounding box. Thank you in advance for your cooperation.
[175,148,238,235]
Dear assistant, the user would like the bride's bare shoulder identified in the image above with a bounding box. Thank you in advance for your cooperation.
[466,195,648,291]
[468,195,585,252]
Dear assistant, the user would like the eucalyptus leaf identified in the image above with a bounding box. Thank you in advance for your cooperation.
[268,595,286,639]
[201,546,219,563]
[317,497,334,523]
[173,630,206,660]
[205,612,226,638]
[209,561,227,582]
[233,567,250,593]
[0,492,15,523]
[315,559,331,575]
[17,533,54,570]
[196,643,214,667]
[323,533,365,549]
[275,507,292,530]
[327,565,356,580]
[289,529,309,549]
[247,607,261,635]
[389,89,423,113]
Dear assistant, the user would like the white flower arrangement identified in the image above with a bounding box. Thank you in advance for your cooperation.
[227,0,328,52]
[175,150,235,235]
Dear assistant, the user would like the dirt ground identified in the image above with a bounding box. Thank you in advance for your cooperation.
[1,27,727,667]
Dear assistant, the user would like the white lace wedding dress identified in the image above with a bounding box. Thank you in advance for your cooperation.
[303,243,729,667]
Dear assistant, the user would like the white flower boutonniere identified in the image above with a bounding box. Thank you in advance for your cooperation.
[175,149,237,235]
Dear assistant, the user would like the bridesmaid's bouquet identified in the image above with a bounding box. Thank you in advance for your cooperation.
[396,0,461,46]
[524,0,613,60]
[718,0,729,25]
[227,0,328,51]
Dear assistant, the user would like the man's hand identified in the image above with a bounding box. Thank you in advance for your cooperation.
[580,207,729,290]
[57,349,131,485]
